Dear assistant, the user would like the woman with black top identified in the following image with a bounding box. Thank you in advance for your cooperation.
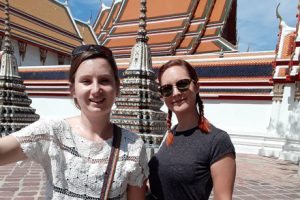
[148,59,236,200]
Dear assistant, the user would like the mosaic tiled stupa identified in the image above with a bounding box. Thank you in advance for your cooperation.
[0,0,39,137]
[111,0,167,147]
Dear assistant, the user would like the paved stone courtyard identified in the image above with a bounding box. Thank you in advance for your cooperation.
[0,154,299,200]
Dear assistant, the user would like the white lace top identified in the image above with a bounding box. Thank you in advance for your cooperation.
[11,119,149,200]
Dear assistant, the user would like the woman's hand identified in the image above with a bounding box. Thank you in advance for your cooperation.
[211,153,236,200]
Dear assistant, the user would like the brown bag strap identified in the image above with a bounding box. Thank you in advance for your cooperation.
[100,124,122,200]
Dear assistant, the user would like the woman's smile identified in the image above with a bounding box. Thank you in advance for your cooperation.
[172,97,186,106]
[89,97,105,104]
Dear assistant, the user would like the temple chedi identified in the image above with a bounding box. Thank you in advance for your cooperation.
[111,0,167,149]
[0,0,39,137]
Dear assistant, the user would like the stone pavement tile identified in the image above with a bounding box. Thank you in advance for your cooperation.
[249,194,276,199]
[16,191,38,196]
[277,189,299,194]
[0,187,19,192]
[237,195,257,200]
[0,191,16,197]
[20,186,41,191]
[267,194,293,199]
[233,190,248,195]
[286,193,300,199]
[232,196,243,200]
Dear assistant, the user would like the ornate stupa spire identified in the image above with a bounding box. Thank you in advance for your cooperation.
[111,0,167,149]
[0,0,39,137]
[0,0,18,77]
[136,0,148,43]
[126,0,153,73]
[3,0,13,53]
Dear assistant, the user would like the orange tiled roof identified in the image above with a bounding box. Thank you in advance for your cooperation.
[0,0,86,55]
[94,0,237,57]
[281,32,296,59]
[276,67,288,78]
[75,19,99,45]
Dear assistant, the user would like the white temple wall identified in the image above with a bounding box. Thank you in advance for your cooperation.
[30,96,80,119]
[160,99,273,154]
[20,45,41,66]
[267,84,300,138]
[278,84,300,162]
[7,39,69,66]
[203,100,273,154]
[259,83,300,163]
[288,101,300,138]
[203,100,272,134]
[29,95,299,161]
[44,51,59,66]
[268,85,294,137]
[31,97,273,135]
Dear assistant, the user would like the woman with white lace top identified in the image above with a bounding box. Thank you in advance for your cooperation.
[0,45,149,200]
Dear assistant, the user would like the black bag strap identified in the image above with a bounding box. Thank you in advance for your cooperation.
[100,124,122,200]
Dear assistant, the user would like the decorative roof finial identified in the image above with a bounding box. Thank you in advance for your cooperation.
[136,0,148,42]
[236,36,240,49]
[246,44,250,52]
[276,3,282,24]
[3,0,13,53]
[88,10,93,24]
[219,47,224,58]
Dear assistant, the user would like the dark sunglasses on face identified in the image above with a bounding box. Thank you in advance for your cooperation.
[160,79,194,97]
[71,45,113,58]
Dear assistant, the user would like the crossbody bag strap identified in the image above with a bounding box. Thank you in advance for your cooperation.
[100,124,122,200]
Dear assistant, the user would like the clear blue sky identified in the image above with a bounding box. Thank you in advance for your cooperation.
[59,0,298,52]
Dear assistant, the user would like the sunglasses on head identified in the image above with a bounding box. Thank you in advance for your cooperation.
[160,79,194,97]
[71,45,113,58]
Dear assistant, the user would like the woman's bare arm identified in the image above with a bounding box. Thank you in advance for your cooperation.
[0,51,26,165]
[127,180,147,200]
[211,153,236,200]
[0,135,27,165]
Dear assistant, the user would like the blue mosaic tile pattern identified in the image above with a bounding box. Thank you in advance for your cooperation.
[19,64,272,80]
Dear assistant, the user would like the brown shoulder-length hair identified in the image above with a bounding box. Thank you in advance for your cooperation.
[69,46,120,109]
[158,59,210,146]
